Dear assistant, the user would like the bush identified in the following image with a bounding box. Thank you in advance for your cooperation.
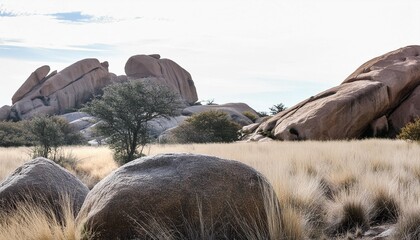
[398,118,420,141]
[269,103,287,115]
[173,111,241,143]
[242,111,258,123]
[0,121,33,147]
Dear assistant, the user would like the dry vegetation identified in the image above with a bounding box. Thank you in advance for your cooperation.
[1,139,420,239]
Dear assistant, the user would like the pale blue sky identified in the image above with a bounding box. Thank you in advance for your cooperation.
[1,0,419,112]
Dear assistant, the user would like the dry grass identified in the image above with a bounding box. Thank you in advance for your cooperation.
[0,195,79,240]
[0,139,419,239]
[0,147,31,180]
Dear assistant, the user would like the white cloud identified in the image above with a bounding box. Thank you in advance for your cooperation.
[0,0,419,111]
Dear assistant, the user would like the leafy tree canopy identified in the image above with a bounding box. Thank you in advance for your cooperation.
[83,80,182,164]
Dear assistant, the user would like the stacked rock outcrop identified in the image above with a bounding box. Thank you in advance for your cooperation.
[245,45,420,141]
[0,54,199,121]
[7,59,113,120]
[125,54,198,105]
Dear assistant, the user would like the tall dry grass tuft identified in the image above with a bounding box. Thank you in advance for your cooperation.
[369,188,400,225]
[325,192,371,237]
[392,207,420,240]
[0,195,79,240]
[130,181,290,240]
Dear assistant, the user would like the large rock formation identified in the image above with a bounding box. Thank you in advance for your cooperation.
[76,153,278,239]
[245,45,420,140]
[9,59,113,120]
[0,158,89,219]
[4,54,197,121]
[182,102,259,126]
[125,54,198,105]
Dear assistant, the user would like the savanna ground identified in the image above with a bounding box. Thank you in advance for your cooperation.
[1,140,420,239]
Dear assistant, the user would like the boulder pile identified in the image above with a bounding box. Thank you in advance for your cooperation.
[3,59,114,120]
[245,45,420,141]
[0,54,199,121]
[125,54,198,105]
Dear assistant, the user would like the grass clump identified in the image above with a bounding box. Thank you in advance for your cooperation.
[392,208,420,240]
[0,196,79,240]
[369,189,400,225]
[325,194,370,237]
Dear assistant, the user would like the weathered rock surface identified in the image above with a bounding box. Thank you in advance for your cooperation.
[0,158,89,218]
[125,54,198,104]
[182,103,259,126]
[9,58,113,120]
[246,46,420,140]
[0,105,11,121]
[60,112,92,123]
[12,65,50,104]
[389,85,420,133]
[147,115,188,138]
[76,153,278,239]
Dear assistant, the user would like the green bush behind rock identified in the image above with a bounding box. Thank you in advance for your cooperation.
[398,118,420,141]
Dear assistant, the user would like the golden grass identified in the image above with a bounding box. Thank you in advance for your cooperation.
[0,139,419,239]
[0,147,31,181]
[0,196,79,240]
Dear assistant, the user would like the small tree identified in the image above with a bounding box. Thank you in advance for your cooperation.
[29,116,65,160]
[398,118,420,141]
[269,103,287,115]
[83,80,182,164]
[258,111,269,117]
[173,110,241,143]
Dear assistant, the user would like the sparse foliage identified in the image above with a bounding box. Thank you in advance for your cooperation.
[83,80,182,164]
[29,116,82,161]
[172,111,241,143]
[397,118,420,141]
[269,103,287,115]
[204,99,216,105]
[258,111,269,117]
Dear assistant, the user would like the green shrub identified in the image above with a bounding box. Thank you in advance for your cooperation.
[173,111,241,143]
[0,121,33,147]
[242,111,258,123]
[397,118,420,141]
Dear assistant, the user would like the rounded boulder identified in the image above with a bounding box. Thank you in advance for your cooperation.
[76,153,278,239]
[0,158,89,219]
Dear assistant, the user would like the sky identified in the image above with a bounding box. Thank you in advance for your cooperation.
[0,0,419,112]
